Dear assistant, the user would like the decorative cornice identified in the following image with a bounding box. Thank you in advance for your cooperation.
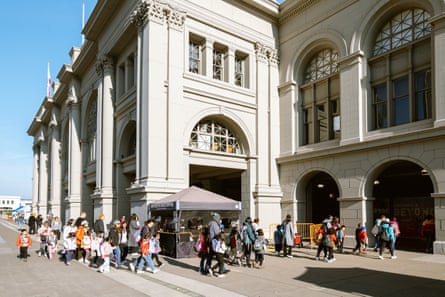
[279,0,320,25]
[96,55,114,77]
[166,7,186,31]
[130,0,166,29]
[255,42,279,65]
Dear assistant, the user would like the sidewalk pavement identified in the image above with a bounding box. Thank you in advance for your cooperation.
[1,218,445,297]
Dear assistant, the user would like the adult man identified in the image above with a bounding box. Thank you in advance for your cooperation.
[241,217,256,267]
[94,214,106,237]
[206,212,221,274]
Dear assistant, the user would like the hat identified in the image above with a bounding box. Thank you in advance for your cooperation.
[211,212,220,221]
[81,220,88,226]
[113,219,120,225]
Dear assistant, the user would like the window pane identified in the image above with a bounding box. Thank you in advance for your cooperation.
[304,49,338,83]
[373,84,387,129]
[190,120,242,154]
[373,9,431,56]
[393,77,409,125]
[415,70,431,121]
[317,104,328,142]
[189,41,200,73]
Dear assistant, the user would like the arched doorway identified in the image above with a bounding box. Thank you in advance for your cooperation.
[187,118,248,202]
[372,161,434,251]
[306,171,340,224]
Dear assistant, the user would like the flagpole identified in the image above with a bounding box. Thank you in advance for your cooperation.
[47,62,51,97]
[82,2,85,44]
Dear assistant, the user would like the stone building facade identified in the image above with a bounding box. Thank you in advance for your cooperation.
[28,0,445,254]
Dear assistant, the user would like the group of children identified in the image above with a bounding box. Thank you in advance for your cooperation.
[15,219,163,275]
[196,224,268,278]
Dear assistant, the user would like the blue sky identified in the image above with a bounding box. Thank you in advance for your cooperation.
[0,1,95,199]
[0,0,284,200]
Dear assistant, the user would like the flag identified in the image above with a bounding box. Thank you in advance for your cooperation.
[47,62,51,97]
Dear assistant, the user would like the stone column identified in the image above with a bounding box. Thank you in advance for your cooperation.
[253,42,282,238]
[431,14,445,127]
[431,193,445,254]
[227,47,235,85]
[32,145,40,213]
[38,140,48,216]
[165,7,186,186]
[67,80,82,218]
[278,81,297,155]
[338,51,364,145]
[203,39,213,78]
[93,55,115,219]
[49,107,62,218]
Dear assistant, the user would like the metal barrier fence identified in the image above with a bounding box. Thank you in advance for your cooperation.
[269,223,321,247]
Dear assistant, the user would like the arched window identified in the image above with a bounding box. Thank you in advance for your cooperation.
[87,98,97,162]
[190,120,242,154]
[370,8,431,130]
[300,48,340,145]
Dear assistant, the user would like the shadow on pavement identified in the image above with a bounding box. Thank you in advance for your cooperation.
[296,267,445,297]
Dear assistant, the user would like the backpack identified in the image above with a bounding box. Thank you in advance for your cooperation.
[381,227,390,241]
[239,225,248,243]
[133,227,142,243]
[314,231,323,245]
[253,238,263,252]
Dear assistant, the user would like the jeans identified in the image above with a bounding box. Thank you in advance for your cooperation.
[113,246,121,267]
[65,250,74,264]
[137,253,155,271]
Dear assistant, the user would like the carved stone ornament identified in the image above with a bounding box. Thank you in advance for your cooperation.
[130,0,165,28]
[255,42,279,65]
[166,8,186,31]
[96,55,114,77]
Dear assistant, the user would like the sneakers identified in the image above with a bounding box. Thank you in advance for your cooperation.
[391,256,397,259]
[208,269,214,277]
[136,270,144,274]
[378,255,384,260]
[129,263,135,272]
[315,256,320,261]
[286,255,293,258]
[151,268,160,274]
[217,274,225,278]
[158,263,165,268]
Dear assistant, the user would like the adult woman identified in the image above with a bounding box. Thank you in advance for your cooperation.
[119,220,129,263]
[128,214,141,255]
[420,215,435,253]
[282,214,295,258]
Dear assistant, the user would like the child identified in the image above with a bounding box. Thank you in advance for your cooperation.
[136,233,158,274]
[228,227,242,266]
[16,229,32,262]
[253,228,268,268]
[150,231,164,268]
[90,232,104,268]
[210,233,227,277]
[47,230,58,260]
[336,225,345,253]
[197,229,209,275]
[359,225,368,254]
[98,237,114,273]
[273,224,283,256]
[352,223,362,254]
[64,232,77,265]
[82,229,92,264]
[326,228,336,263]
[37,221,51,258]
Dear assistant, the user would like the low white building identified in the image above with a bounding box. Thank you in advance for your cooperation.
[0,195,21,212]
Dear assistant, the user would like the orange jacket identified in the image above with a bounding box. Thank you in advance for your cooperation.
[16,234,32,248]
